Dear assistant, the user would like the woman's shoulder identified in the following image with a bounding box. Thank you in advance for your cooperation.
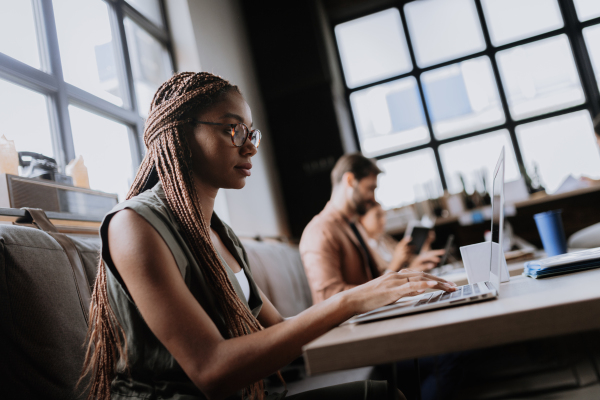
[100,182,183,255]
[103,183,175,229]
[100,182,190,280]
[115,183,169,214]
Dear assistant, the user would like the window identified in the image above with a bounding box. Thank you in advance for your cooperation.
[496,35,584,120]
[439,130,520,194]
[334,0,600,206]
[404,0,486,68]
[376,148,442,210]
[573,0,600,21]
[350,76,429,157]
[335,8,412,89]
[0,1,42,69]
[583,24,600,92]
[516,110,600,192]
[421,56,504,139]
[0,0,174,201]
[124,17,173,117]
[481,0,563,47]
[69,105,135,201]
[0,78,54,158]
[53,0,126,106]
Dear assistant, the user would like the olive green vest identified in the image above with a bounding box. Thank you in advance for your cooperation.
[100,182,265,400]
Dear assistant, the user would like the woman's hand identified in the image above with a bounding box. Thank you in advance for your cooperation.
[389,236,414,272]
[420,230,436,252]
[408,249,445,272]
[342,270,457,315]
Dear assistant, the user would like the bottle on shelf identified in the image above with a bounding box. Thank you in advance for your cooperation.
[0,135,19,175]
[66,155,90,189]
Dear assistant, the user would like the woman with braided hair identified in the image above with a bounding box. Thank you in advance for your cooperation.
[81,71,456,400]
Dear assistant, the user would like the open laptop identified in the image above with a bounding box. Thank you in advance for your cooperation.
[349,147,506,324]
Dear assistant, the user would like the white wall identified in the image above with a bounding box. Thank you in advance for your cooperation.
[166,0,289,238]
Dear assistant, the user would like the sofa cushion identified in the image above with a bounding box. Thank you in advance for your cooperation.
[0,224,101,400]
[242,239,312,318]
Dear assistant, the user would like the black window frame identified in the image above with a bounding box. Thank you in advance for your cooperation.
[330,0,600,193]
[0,0,176,175]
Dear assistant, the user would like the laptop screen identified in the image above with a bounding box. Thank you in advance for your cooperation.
[489,148,505,290]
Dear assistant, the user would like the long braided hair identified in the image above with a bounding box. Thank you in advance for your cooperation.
[81,72,266,400]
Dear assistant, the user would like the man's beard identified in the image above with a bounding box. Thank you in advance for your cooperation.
[352,188,373,216]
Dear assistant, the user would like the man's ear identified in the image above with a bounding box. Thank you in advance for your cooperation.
[343,171,357,187]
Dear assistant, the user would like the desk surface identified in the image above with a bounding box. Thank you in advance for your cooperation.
[302,268,600,375]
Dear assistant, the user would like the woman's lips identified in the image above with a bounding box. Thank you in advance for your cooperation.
[235,163,252,176]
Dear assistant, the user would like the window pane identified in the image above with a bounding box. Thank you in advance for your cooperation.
[0,78,54,158]
[516,111,600,193]
[422,56,504,140]
[481,0,563,47]
[404,0,486,68]
[335,8,412,89]
[496,35,584,120]
[69,106,134,201]
[376,149,442,209]
[574,0,600,22]
[53,0,124,106]
[126,0,164,27]
[583,24,600,94]
[0,0,41,69]
[350,76,430,157]
[125,18,172,117]
[439,130,520,194]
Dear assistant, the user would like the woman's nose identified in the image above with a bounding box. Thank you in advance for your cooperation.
[241,138,258,157]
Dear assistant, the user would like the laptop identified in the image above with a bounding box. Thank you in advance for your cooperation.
[349,147,506,324]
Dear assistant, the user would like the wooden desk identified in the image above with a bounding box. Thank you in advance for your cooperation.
[302,268,600,375]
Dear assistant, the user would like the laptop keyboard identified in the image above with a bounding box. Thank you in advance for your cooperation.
[414,284,482,307]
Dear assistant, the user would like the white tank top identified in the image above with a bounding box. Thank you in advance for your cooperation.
[234,269,251,302]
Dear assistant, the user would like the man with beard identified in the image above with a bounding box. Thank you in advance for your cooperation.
[299,153,442,304]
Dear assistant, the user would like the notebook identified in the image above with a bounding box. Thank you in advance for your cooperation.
[523,247,600,278]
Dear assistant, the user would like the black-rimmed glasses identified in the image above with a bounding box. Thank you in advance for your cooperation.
[191,120,262,148]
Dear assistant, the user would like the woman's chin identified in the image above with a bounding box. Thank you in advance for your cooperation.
[225,178,247,190]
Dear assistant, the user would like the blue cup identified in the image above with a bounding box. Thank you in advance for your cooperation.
[534,210,567,257]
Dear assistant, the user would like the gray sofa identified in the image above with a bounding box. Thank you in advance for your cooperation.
[0,224,98,400]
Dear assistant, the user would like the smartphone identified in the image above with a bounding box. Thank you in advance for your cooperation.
[404,224,431,254]
[437,234,454,267]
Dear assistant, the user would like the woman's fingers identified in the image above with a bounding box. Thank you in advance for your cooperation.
[398,280,455,296]
[399,236,412,245]
[421,249,445,259]
[382,273,456,298]
[396,270,457,286]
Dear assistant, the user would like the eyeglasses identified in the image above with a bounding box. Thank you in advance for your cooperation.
[191,120,262,148]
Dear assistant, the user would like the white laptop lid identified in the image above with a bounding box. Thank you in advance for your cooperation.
[489,147,505,291]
